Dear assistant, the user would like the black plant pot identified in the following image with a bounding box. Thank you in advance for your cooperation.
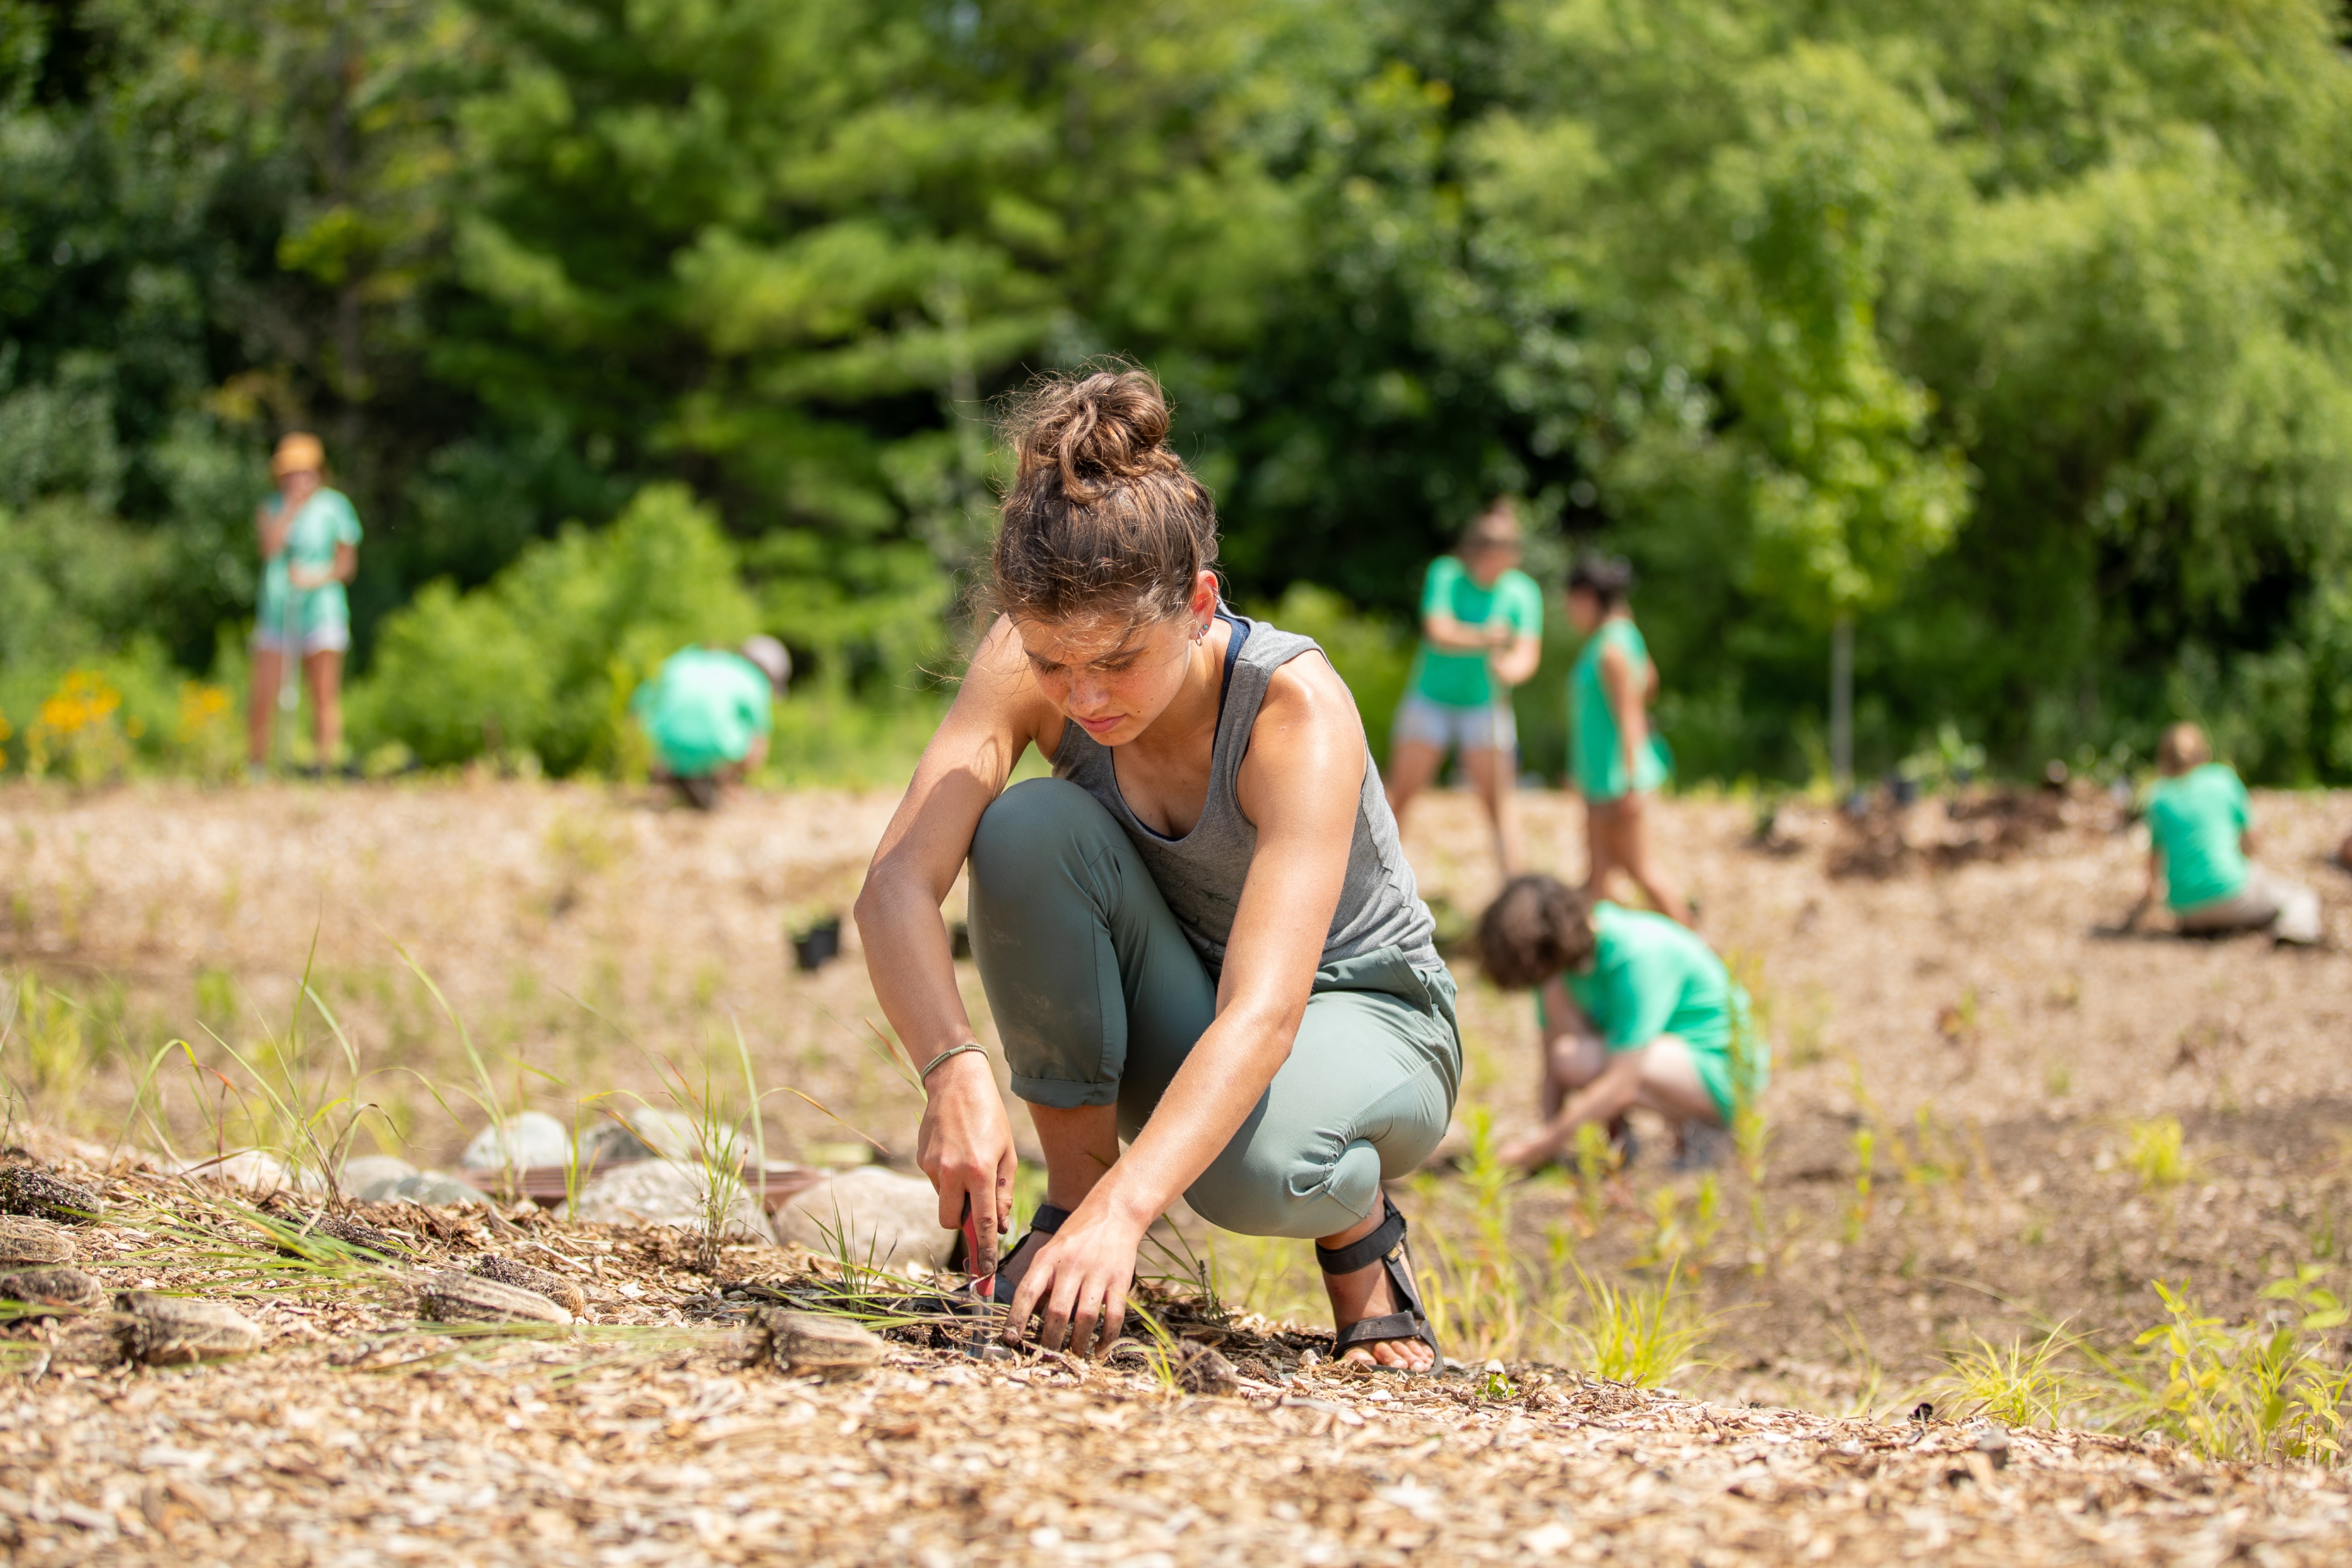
[793,916,843,972]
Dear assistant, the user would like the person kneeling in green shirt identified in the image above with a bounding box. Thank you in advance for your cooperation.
[2123,723,2319,944]
[1477,873,1766,1172]
[632,637,790,810]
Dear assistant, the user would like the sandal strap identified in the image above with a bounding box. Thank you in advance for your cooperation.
[1029,1203,1071,1235]
[1333,1312,1423,1350]
[1314,1205,1406,1276]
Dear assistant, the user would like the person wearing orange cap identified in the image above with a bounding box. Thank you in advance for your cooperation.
[248,432,363,777]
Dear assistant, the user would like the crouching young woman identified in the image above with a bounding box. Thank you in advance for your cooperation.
[854,366,1459,1370]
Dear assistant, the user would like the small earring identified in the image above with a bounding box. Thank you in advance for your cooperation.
[1194,622,1208,643]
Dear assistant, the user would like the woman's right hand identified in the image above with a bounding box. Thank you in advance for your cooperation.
[915,1049,1017,1268]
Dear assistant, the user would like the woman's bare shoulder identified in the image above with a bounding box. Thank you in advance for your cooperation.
[1252,646,1364,749]
[959,615,1064,756]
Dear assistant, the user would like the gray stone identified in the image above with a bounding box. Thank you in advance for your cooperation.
[460,1112,570,1174]
[387,1172,487,1208]
[773,1167,955,1270]
[579,1106,705,1166]
[569,1158,774,1243]
[340,1155,419,1200]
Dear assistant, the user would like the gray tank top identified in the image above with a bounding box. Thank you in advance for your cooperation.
[1053,613,1441,974]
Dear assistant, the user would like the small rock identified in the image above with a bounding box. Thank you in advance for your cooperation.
[569,1159,775,1243]
[772,1167,952,1268]
[753,1308,885,1380]
[1175,1340,1241,1397]
[582,1107,704,1165]
[0,1265,105,1314]
[119,1292,263,1365]
[1974,1424,2012,1470]
[339,1155,418,1200]
[460,1112,572,1174]
[0,1166,104,1225]
[277,1213,410,1262]
[416,1271,573,1326]
[0,1215,76,1264]
[469,1256,587,1316]
[387,1172,487,1208]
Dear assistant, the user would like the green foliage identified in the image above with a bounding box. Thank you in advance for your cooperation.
[2103,1271,2352,1464]
[352,485,760,773]
[8,0,2352,783]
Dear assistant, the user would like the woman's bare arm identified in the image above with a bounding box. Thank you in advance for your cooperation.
[854,617,1053,1257]
[1490,631,1542,688]
[1423,608,1502,653]
[1600,640,1647,780]
[255,503,292,561]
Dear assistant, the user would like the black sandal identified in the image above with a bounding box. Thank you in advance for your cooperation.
[991,1203,1070,1305]
[1315,1203,1442,1370]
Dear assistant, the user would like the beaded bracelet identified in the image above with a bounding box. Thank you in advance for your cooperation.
[919,1042,989,1082]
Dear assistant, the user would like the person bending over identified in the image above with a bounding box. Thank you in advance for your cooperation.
[2123,723,2319,944]
[1566,553,1691,925]
[855,364,1458,1371]
[631,637,790,810]
[1384,499,1544,873]
[1476,873,1763,1173]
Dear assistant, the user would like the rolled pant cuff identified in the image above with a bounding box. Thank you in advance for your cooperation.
[1009,1074,1118,1110]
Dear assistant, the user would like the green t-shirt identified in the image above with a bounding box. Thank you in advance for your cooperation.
[631,648,775,778]
[1570,617,1668,800]
[255,489,363,638]
[2146,763,2251,910]
[1406,555,1543,707]
[1544,901,1762,1123]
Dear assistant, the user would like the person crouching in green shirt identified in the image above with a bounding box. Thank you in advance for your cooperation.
[632,637,790,810]
[1384,498,1545,873]
[1477,873,1766,1172]
[2123,723,2319,944]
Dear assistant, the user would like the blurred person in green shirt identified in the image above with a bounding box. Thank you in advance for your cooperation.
[632,637,790,809]
[248,432,362,777]
[1566,553,1690,925]
[2124,723,2318,943]
[1476,873,1764,1172]
[1383,498,1544,873]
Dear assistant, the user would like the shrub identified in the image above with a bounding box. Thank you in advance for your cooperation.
[352,484,761,773]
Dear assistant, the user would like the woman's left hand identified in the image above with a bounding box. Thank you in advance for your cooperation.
[1004,1201,1147,1358]
[288,567,328,590]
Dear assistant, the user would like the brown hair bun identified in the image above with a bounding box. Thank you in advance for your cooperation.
[992,362,1218,628]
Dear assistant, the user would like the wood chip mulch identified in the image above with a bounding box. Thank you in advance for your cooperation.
[4,1131,2350,1565]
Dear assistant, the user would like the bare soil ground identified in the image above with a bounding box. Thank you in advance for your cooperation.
[6,777,2352,1562]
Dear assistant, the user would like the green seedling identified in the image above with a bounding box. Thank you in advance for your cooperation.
[1844,1127,1875,1246]
[2123,1115,2194,1192]
[1565,1263,1714,1388]
[1935,1328,2086,1429]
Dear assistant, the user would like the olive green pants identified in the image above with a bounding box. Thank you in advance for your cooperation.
[968,778,1462,1239]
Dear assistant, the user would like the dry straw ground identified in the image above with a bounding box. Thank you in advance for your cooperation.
[5,777,2352,1562]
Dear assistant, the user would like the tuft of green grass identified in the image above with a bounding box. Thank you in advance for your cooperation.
[2123,1115,2194,1192]
[1565,1263,1714,1388]
[1935,1328,2086,1429]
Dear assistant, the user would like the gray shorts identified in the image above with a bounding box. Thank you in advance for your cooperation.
[252,623,350,657]
[967,778,1463,1239]
[2175,865,2321,944]
[1392,693,1515,753]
